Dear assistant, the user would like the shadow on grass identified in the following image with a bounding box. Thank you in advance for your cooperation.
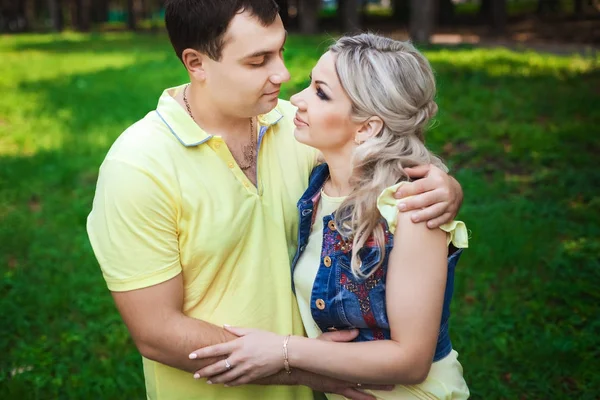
[4,31,172,54]
[1,46,599,398]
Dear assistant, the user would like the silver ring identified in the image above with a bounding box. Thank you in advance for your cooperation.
[224,359,232,370]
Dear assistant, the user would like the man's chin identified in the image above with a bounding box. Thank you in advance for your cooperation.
[252,102,276,117]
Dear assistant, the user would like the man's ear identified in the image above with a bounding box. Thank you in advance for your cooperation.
[355,117,384,144]
[182,49,207,82]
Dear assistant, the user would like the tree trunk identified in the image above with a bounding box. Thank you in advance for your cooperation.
[24,0,37,30]
[70,0,91,31]
[437,0,454,25]
[479,0,491,20]
[340,0,360,33]
[298,0,318,34]
[409,0,435,44]
[537,0,559,14]
[574,0,584,15]
[48,0,63,31]
[392,0,410,23]
[91,0,109,23]
[276,0,289,27]
[80,0,91,31]
[490,0,506,35]
[127,0,137,30]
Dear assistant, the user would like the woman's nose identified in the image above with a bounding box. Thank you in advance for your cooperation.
[291,91,306,110]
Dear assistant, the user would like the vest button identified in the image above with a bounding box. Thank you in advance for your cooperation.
[323,256,332,267]
[316,299,326,310]
[328,220,336,231]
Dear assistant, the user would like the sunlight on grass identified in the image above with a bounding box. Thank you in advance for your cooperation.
[424,48,599,77]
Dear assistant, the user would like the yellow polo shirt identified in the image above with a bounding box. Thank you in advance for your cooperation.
[87,85,318,399]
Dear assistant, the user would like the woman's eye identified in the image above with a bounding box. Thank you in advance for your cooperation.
[316,88,329,100]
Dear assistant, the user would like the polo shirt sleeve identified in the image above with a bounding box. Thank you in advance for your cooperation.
[87,158,181,292]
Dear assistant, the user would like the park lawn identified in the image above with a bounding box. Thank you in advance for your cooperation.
[0,32,598,399]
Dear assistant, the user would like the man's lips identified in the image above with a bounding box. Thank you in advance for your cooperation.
[264,89,280,96]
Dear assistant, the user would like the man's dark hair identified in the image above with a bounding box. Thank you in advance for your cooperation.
[165,0,280,62]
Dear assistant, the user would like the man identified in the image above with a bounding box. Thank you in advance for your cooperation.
[86,1,463,399]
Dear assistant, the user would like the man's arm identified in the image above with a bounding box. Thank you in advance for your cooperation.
[394,164,463,228]
[111,274,236,372]
[113,276,384,399]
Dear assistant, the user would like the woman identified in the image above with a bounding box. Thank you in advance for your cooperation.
[189,33,470,399]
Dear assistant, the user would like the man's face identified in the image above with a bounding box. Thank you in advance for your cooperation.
[202,11,290,118]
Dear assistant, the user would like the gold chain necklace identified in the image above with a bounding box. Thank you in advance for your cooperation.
[183,84,255,170]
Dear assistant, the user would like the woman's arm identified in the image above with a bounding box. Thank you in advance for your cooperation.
[286,210,448,384]
[189,211,448,386]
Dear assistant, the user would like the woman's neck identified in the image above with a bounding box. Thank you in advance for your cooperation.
[322,149,354,197]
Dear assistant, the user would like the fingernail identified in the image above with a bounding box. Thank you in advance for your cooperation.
[412,213,420,222]
[398,203,406,211]
[193,373,200,379]
[189,353,197,359]
[207,380,213,384]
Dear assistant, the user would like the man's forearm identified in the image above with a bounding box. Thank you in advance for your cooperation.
[135,313,236,373]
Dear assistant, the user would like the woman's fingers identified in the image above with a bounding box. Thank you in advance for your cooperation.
[206,363,247,385]
[193,358,231,379]
[219,373,255,387]
[223,325,255,337]
[189,342,234,360]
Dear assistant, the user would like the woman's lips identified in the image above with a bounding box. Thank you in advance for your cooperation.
[294,115,308,127]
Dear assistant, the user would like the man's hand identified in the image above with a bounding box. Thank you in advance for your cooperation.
[395,164,463,229]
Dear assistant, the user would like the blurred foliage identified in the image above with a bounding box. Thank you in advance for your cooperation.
[0,32,599,399]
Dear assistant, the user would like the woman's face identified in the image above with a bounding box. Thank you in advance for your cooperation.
[290,51,359,153]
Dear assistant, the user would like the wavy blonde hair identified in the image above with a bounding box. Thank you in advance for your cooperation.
[330,33,448,278]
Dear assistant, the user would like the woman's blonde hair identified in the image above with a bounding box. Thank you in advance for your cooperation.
[330,33,448,278]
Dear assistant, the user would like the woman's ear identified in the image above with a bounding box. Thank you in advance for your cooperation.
[355,117,384,144]
[182,49,207,82]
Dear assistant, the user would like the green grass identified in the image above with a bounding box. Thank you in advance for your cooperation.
[1,32,599,399]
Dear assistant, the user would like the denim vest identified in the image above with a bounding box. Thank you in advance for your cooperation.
[291,164,463,362]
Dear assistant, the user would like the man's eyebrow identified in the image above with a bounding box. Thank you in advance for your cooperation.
[242,31,288,59]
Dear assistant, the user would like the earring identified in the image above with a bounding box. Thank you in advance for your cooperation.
[354,137,362,145]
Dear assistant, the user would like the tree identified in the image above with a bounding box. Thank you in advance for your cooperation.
[339,0,360,33]
[71,0,91,31]
[537,0,560,14]
[275,0,289,27]
[127,0,137,30]
[479,0,491,19]
[410,0,435,44]
[298,0,319,34]
[438,0,455,25]
[91,0,109,24]
[48,0,63,31]
[392,0,410,23]
[490,0,506,35]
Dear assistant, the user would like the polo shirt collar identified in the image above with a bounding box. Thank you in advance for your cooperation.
[155,84,284,148]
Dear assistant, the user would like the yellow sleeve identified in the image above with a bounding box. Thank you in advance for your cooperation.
[86,159,181,292]
[376,183,469,248]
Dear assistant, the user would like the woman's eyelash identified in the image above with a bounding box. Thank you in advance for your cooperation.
[316,88,329,100]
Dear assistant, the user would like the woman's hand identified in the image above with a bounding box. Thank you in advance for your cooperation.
[188,325,285,386]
